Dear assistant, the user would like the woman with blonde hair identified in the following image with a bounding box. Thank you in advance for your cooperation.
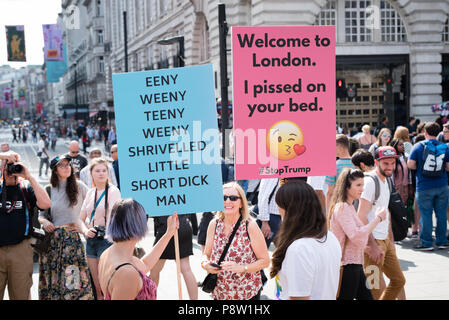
[394,126,413,158]
[203,182,269,300]
[80,157,122,299]
[369,128,392,157]
[357,125,377,151]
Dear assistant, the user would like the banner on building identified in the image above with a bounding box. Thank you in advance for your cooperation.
[46,44,68,83]
[36,103,43,114]
[112,64,224,217]
[17,87,26,106]
[43,24,64,62]
[5,26,26,62]
[2,88,13,108]
[232,26,336,180]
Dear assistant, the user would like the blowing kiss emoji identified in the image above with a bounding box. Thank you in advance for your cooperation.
[266,120,306,161]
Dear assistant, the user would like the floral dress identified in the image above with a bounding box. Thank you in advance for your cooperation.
[210,218,262,300]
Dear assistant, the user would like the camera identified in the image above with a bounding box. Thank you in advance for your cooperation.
[94,225,106,240]
[6,163,23,175]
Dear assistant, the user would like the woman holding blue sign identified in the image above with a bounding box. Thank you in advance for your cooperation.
[98,199,179,300]
[80,158,122,299]
[203,182,269,300]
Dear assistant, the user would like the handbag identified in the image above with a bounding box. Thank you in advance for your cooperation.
[28,185,53,255]
[31,231,53,255]
[201,216,242,294]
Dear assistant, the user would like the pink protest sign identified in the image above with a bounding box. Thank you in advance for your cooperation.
[232,26,336,180]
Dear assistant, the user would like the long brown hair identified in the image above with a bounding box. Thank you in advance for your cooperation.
[327,168,365,229]
[50,161,79,207]
[270,182,327,279]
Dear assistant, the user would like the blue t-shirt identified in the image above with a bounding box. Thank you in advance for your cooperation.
[409,139,449,191]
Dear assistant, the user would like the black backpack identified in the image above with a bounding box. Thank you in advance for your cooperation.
[365,174,409,241]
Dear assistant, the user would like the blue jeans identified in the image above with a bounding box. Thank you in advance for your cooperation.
[416,186,449,247]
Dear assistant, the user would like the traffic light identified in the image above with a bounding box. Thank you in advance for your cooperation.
[337,78,347,99]
[347,85,357,99]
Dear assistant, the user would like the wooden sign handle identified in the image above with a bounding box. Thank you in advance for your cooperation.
[174,229,182,300]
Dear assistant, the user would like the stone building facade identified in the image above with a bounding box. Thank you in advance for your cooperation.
[93,0,449,128]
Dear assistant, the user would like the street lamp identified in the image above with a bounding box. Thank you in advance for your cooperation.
[157,36,185,68]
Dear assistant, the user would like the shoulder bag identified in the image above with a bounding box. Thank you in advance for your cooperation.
[201,216,242,293]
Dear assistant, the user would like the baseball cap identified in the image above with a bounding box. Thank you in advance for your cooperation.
[50,154,72,170]
[375,146,399,161]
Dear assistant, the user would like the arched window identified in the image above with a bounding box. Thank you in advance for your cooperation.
[315,0,407,43]
[380,0,407,42]
[344,0,373,42]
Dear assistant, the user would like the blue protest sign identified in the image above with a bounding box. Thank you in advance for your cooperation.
[112,64,224,217]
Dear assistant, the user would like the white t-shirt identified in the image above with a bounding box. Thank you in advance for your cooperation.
[360,172,390,240]
[38,140,48,159]
[277,231,341,300]
[307,176,328,196]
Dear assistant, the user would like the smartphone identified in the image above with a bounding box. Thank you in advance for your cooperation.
[210,262,222,269]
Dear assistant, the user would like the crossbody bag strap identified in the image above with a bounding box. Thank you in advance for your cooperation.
[90,189,106,222]
[217,216,242,264]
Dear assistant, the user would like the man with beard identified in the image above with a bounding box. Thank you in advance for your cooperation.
[357,146,406,300]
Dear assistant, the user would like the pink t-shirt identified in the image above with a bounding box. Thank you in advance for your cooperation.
[81,184,121,228]
[330,202,372,266]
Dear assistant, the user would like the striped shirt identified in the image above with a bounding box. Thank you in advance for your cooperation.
[324,158,355,186]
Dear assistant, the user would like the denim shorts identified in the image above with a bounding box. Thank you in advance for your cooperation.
[86,237,112,259]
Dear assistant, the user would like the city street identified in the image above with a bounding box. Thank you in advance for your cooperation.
[0,127,448,300]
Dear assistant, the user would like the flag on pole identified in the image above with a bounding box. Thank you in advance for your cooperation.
[43,24,64,61]
[5,26,26,62]
[46,44,68,83]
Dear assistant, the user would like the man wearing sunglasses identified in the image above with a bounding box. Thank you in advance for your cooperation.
[65,141,88,179]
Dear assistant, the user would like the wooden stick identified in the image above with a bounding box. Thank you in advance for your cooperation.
[174,229,182,300]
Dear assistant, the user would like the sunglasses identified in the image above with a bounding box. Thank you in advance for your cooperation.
[223,195,241,201]
[382,134,391,138]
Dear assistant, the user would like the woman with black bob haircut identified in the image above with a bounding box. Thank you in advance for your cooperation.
[98,199,179,300]
[38,154,93,300]
[270,182,342,300]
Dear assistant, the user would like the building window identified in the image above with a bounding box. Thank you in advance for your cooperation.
[345,0,372,42]
[99,56,104,73]
[380,0,407,42]
[97,30,103,44]
[315,0,337,27]
[443,19,449,43]
[96,0,102,17]
[316,0,407,43]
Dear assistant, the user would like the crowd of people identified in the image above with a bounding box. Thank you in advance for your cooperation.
[0,115,448,301]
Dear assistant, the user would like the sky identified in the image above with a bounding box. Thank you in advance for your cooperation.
[0,0,62,68]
